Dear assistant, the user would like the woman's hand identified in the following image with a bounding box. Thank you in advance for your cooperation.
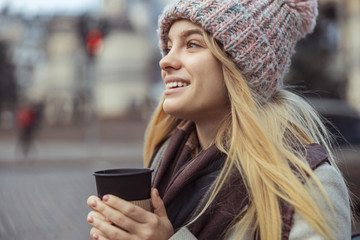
[87,188,174,240]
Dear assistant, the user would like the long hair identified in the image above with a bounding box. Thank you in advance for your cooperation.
[144,30,344,240]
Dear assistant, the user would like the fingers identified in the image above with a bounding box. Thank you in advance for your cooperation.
[87,210,132,240]
[151,188,167,218]
[87,195,101,208]
[87,211,112,240]
[93,234,110,240]
[87,195,141,233]
[151,188,175,238]
[90,227,108,240]
[101,195,151,223]
[88,211,112,224]
[87,192,174,240]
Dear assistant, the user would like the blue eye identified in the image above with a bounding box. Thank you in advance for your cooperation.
[187,41,199,48]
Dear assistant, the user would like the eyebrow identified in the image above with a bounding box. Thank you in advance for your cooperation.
[168,28,204,42]
[180,28,204,38]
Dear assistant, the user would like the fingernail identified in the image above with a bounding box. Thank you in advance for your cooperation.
[91,199,97,208]
[87,215,94,223]
[103,195,109,202]
[92,233,99,240]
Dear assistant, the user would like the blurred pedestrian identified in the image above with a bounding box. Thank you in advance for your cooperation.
[87,0,352,239]
[16,102,43,158]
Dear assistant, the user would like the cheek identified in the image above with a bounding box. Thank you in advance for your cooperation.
[196,54,222,77]
[204,61,224,88]
[211,61,223,80]
[207,62,228,103]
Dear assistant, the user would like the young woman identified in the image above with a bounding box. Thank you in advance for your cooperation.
[86,0,352,239]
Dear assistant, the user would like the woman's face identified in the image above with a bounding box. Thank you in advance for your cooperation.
[160,20,229,123]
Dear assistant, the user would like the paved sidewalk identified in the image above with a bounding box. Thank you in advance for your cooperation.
[0,158,143,240]
[0,118,147,239]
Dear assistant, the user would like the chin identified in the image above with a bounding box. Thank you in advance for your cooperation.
[163,108,178,118]
[163,106,183,119]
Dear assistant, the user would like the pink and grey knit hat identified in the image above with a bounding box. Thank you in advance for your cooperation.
[158,0,318,100]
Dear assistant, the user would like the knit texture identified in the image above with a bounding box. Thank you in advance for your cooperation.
[158,0,318,100]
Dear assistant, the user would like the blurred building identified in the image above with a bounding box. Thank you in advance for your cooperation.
[0,0,160,126]
[32,0,155,123]
[0,10,48,128]
[95,0,153,119]
[286,0,360,112]
[1,0,359,128]
[324,0,360,111]
[340,0,360,112]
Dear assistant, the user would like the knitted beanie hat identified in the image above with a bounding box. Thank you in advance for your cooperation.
[158,0,318,100]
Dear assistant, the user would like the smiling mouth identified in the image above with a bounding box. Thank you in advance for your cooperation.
[165,81,189,89]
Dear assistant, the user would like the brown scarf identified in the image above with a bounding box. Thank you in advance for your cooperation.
[150,120,247,239]
[149,120,329,239]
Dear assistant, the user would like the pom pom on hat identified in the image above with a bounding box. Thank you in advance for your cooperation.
[287,0,318,38]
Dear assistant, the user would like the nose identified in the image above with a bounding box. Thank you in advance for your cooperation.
[159,48,181,71]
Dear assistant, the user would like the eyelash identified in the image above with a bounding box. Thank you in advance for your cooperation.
[165,40,200,54]
[186,41,199,49]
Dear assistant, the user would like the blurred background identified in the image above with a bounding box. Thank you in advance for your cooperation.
[0,0,359,239]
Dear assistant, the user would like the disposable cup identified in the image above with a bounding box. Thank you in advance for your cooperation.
[93,168,154,211]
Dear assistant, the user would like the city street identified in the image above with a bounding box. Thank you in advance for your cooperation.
[0,118,146,240]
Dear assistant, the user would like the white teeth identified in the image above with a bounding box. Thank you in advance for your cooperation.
[166,82,189,88]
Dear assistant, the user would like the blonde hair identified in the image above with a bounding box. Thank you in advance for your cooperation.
[144,30,344,240]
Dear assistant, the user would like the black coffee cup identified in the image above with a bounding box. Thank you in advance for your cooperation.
[93,168,154,211]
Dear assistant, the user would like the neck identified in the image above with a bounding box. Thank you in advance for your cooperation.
[194,117,226,150]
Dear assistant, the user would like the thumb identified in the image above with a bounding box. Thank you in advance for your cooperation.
[151,188,167,217]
